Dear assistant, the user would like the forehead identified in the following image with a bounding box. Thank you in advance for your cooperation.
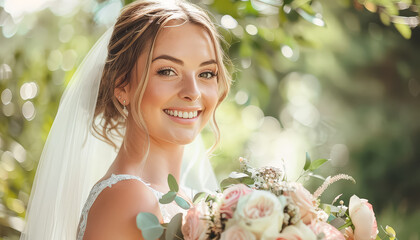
[152,22,216,62]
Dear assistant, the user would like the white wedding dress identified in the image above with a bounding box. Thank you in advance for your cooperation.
[77,174,189,239]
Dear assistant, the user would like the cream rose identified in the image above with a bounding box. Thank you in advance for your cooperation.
[283,182,317,224]
[309,221,345,240]
[182,202,208,240]
[220,225,256,240]
[273,221,316,240]
[349,195,378,240]
[219,184,253,219]
[233,190,284,237]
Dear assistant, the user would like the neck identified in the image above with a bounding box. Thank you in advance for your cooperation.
[109,120,185,192]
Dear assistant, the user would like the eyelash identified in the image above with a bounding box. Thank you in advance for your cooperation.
[157,67,177,76]
[199,70,218,79]
[156,67,218,79]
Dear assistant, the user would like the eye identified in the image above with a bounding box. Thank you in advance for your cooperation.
[199,71,217,79]
[157,67,177,76]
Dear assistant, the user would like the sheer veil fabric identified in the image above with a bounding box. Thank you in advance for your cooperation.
[21,26,218,239]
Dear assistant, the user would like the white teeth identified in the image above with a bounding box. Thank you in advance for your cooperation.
[164,110,198,119]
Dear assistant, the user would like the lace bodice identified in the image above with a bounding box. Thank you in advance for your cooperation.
[77,174,188,240]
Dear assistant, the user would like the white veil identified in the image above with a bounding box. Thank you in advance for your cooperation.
[20,25,218,239]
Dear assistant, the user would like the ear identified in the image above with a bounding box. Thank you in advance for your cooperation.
[114,77,131,106]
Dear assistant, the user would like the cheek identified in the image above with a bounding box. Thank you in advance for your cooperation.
[202,83,219,111]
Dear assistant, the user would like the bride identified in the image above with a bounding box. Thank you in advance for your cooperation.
[20,0,231,239]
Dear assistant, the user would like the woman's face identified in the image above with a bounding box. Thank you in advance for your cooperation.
[129,22,219,145]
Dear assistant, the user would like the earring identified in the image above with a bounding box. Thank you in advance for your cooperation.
[123,100,128,117]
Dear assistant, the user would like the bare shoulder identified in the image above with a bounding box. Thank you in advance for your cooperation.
[83,179,162,240]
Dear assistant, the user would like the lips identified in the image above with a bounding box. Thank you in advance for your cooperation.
[163,109,201,119]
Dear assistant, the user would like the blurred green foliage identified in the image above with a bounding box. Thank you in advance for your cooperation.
[1,0,419,239]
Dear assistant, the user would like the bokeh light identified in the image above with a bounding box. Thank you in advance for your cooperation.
[0,64,12,80]
[20,82,38,100]
[220,15,238,29]
[1,89,12,105]
[22,101,36,121]
[245,24,258,35]
[2,102,15,117]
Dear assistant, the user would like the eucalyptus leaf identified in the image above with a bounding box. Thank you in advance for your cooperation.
[159,191,177,204]
[220,177,254,190]
[136,212,164,240]
[309,158,328,171]
[174,196,191,210]
[228,171,249,179]
[304,152,311,171]
[327,214,336,222]
[192,192,208,204]
[165,213,184,240]
[167,174,179,192]
[220,177,240,189]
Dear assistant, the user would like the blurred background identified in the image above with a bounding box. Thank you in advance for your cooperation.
[0,0,419,239]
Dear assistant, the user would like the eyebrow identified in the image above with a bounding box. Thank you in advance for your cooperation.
[152,55,217,67]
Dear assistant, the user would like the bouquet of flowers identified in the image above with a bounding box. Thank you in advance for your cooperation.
[137,156,397,240]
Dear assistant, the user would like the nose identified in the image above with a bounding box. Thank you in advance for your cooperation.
[178,74,201,102]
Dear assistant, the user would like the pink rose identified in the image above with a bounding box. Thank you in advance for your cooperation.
[348,195,378,240]
[284,182,317,224]
[219,184,253,218]
[309,221,345,240]
[220,225,256,240]
[182,203,207,240]
[344,226,355,240]
[274,221,316,240]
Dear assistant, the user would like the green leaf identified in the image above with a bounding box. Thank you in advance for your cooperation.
[165,213,184,240]
[295,8,325,27]
[379,12,390,26]
[309,158,328,171]
[192,192,208,204]
[136,212,164,240]
[329,217,346,229]
[324,205,331,215]
[159,191,177,204]
[394,23,411,39]
[338,220,353,230]
[174,196,191,210]
[327,214,336,222]
[220,177,254,190]
[304,152,311,171]
[168,174,179,192]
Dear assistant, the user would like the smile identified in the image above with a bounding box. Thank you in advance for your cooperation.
[163,109,200,119]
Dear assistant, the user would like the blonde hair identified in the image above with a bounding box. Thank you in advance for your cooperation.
[93,0,232,153]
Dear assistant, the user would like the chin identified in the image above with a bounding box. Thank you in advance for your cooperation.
[171,136,197,146]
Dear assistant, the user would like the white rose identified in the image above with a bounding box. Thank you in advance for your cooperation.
[233,190,284,238]
[349,195,378,240]
[272,221,316,240]
[220,225,256,240]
